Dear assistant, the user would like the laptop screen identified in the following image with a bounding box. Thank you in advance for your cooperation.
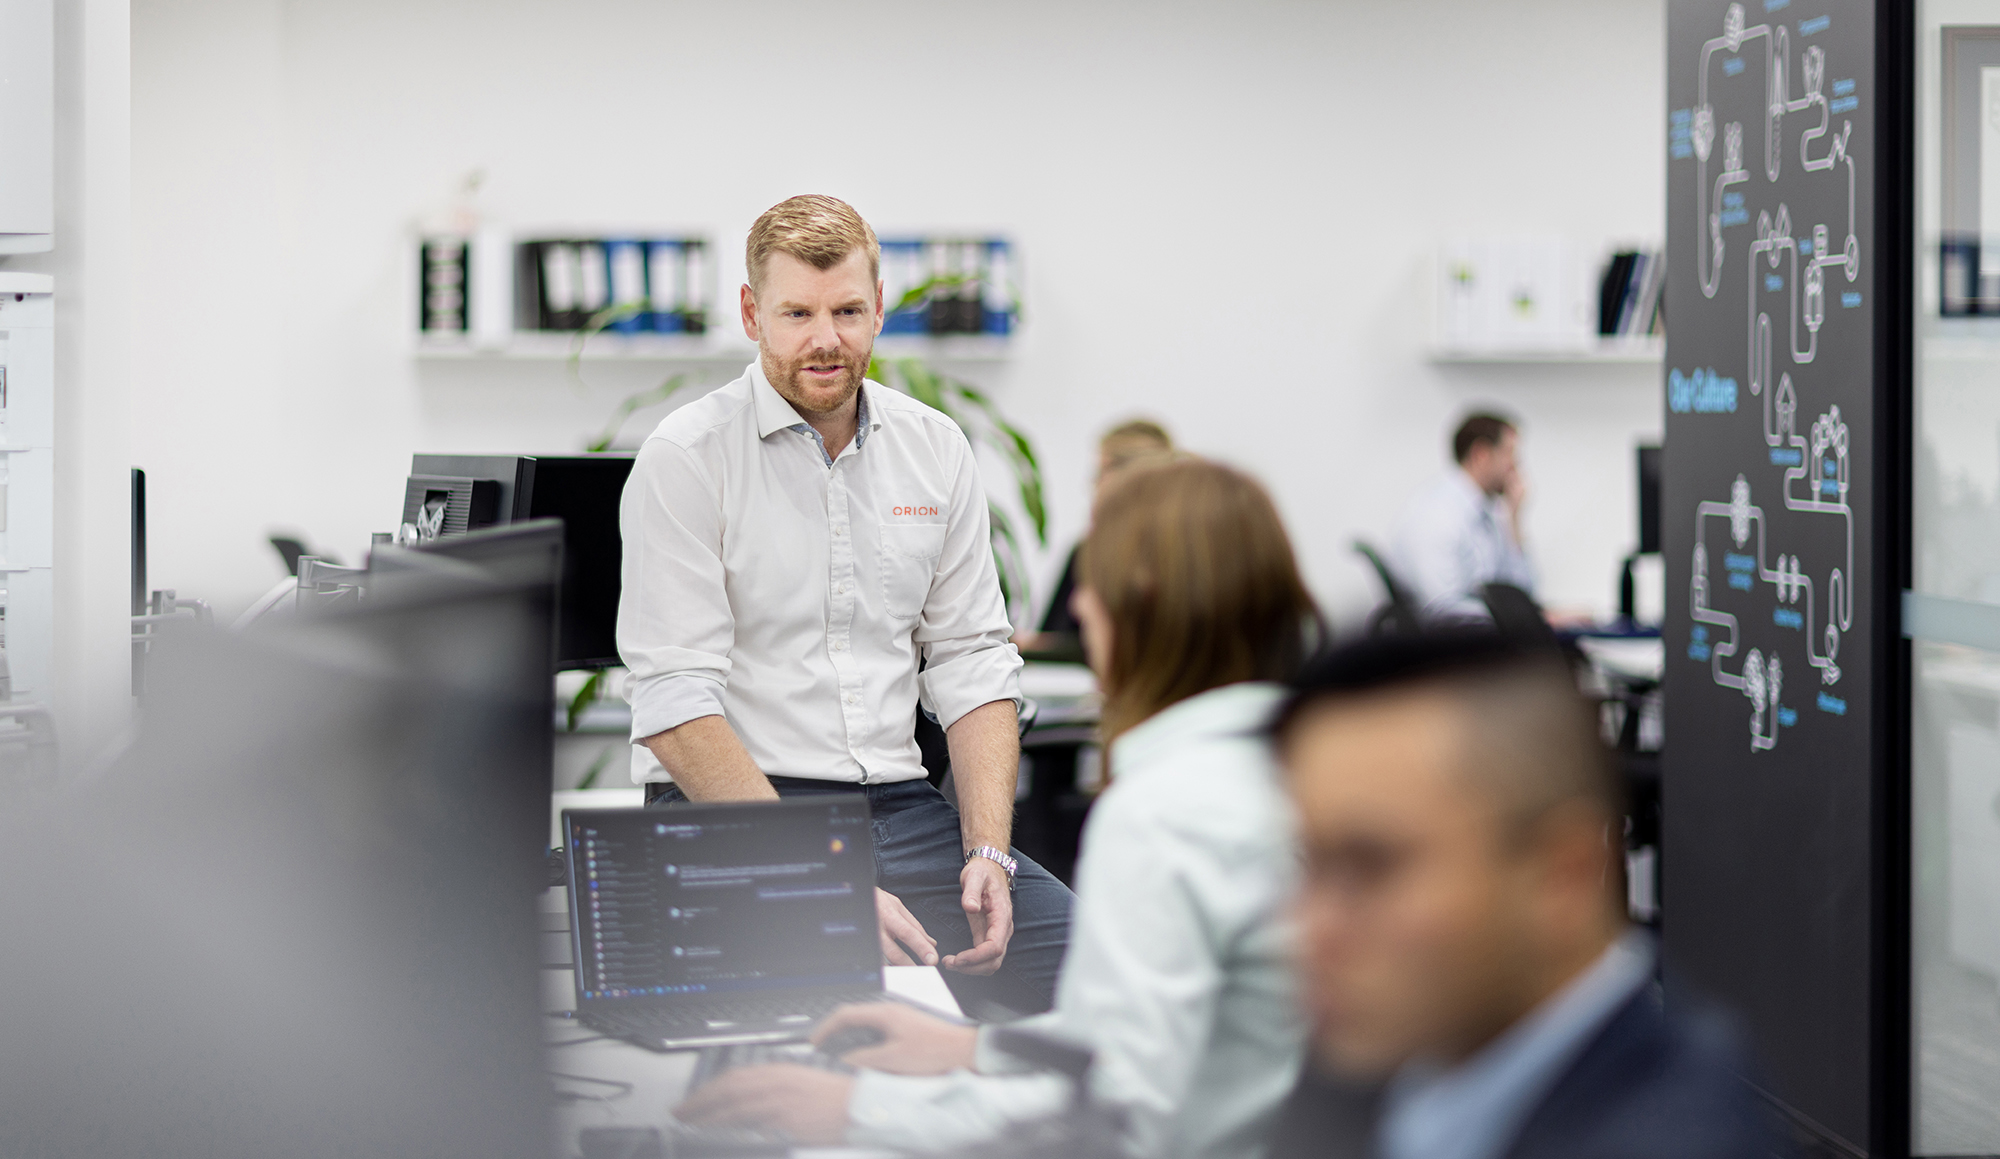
[563,801,881,1003]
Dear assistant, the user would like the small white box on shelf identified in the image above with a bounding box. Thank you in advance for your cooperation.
[1434,237,1592,352]
[1429,237,1664,365]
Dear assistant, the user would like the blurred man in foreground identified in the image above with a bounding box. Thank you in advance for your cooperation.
[1267,633,1783,1159]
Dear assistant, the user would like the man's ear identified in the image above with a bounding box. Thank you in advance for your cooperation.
[740,283,760,342]
[1528,801,1620,922]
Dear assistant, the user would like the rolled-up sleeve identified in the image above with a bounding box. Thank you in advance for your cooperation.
[914,433,1023,730]
[617,436,734,742]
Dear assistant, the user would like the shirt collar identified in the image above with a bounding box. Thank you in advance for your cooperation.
[1109,682,1286,778]
[1377,930,1656,1159]
[1450,468,1493,509]
[747,359,882,455]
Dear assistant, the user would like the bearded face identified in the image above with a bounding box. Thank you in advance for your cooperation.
[746,249,881,420]
[761,341,869,418]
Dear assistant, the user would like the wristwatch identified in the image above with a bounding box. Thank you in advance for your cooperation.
[964,845,1018,891]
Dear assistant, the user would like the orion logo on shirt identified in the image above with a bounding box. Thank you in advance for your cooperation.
[891,506,940,517]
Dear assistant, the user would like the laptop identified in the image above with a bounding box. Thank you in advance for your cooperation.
[560,800,885,1051]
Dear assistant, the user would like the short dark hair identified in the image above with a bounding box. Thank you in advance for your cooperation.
[1452,412,1517,464]
[1271,631,1618,834]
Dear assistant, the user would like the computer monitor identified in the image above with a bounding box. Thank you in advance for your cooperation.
[401,454,635,668]
[373,520,565,668]
[1637,445,1661,555]
[0,565,554,1156]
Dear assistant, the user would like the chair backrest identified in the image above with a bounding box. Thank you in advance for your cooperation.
[1477,582,1563,651]
[269,536,309,577]
[1352,540,1421,636]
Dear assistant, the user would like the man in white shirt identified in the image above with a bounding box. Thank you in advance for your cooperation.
[617,195,1072,1013]
[1391,413,1535,621]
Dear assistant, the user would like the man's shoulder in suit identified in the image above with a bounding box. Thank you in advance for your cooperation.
[1505,988,1790,1159]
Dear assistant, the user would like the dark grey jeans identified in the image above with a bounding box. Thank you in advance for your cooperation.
[647,776,1073,1017]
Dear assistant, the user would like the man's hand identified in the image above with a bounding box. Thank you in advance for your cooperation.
[876,888,939,967]
[1502,472,1528,543]
[811,1001,979,1075]
[674,1064,851,1144]
[942,856,1012,975]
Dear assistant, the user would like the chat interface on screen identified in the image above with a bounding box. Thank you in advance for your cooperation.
[570,806,877,1001]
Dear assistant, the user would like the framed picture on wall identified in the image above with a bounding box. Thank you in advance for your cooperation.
[1940,27,2000,315]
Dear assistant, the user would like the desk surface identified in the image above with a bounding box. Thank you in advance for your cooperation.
[1577,636,1665,684]
[544,956,960,1157]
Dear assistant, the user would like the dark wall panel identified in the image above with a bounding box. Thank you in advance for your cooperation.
[1663,1,1891,1151]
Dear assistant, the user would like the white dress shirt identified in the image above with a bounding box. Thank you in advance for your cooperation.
[1377,931,1655,1159]
[616,360,1022,785]
[846,683,1305,1159]
[1390,470,1535,620]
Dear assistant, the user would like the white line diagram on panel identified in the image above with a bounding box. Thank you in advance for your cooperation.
[1692,3,1860,301]
[1680,3,1860,752]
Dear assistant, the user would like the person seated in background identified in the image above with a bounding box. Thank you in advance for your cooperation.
[1266,632,1784,1159]
[1015,418,1175,660]
[1391,412,1533,622]
[677,458,1321,1159]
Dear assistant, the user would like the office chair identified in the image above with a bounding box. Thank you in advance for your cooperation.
[269,536,308,577]
[1475,582,1563,650]
[269,535,342,578]
[1352,541,1422,635]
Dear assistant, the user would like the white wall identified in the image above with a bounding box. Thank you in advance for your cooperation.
[133,0,1666,629]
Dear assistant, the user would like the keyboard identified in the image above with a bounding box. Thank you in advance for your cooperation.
[687,1041,854,1091]
[581,988,881,1050]
[655,1044,854,1157]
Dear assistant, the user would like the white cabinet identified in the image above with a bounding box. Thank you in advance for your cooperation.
[0,0,54,253]
[0,272,53,705]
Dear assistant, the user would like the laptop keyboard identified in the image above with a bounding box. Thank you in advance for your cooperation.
[688,1041,854,1091]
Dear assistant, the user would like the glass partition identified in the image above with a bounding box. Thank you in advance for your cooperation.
[1913,4,2000,1150]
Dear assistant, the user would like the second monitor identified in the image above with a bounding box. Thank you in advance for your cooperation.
[399,454,634,669]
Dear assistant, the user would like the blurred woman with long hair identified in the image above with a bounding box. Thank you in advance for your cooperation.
[680,458,1320,1159]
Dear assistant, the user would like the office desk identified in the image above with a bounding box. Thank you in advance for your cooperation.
[541,880,964,1158]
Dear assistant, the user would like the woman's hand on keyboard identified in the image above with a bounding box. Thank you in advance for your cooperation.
[811,1001,978,1075]
[876,888,939,966]
[674,1063,851,1145]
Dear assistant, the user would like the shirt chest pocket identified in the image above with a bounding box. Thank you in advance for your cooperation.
[879,523,947,620]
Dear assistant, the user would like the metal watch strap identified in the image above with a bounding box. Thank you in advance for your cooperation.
[965,845,1018,890]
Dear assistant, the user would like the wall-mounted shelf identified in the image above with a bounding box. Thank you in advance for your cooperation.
[1426,337,1663,366]
[414,333,1016,364]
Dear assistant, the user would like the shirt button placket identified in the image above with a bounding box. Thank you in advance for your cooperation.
[827,465,866,781]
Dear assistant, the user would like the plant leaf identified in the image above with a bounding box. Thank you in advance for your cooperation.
[588,372,691,452]
[575,743,618,791]
[566,670,604,732]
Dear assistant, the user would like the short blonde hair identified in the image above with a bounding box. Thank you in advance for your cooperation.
[745,195,880,293]
[1097,419,1174,480]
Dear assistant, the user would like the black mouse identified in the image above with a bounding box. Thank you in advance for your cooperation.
[818,1025,886,1057]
